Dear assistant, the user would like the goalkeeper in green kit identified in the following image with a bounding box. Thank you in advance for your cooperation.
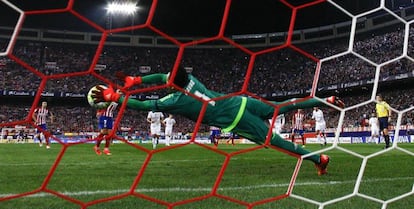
[91,66,344,176]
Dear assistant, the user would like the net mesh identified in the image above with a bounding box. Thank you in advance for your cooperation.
[0,0,413,208]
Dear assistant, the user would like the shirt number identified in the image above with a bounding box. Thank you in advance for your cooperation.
[194,91,215,106]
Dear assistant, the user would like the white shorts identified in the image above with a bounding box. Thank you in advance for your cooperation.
[315,122,326,132]
[150,124,161,135]
[273,125,282,134]
[371,127,379,136]
[165,127,173,136]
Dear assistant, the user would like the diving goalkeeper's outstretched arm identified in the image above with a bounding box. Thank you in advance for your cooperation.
[116,72,169,89]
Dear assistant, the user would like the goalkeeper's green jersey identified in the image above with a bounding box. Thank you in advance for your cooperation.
[147,74,250,131]
[119,72,326,163]
[119,73,321,133]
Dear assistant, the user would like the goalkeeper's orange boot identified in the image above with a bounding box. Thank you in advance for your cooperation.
[315,154,329,176]
[327,96,345,108]
[93,146,101,155]
[103,148,112,156]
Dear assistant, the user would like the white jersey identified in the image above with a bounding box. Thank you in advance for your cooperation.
[163,117,176,135]
[275,114,285,126]
[269,114,285,134]
[369,116,379,136]
[312,109,325,123]
[368,117,379,129]
[312,109,326,131]
[148,111,164,135]
[147,111,164,125]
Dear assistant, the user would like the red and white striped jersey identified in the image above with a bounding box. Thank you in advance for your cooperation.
[34,107,49,125]
[97,102,118,118]
[292,111,305,130]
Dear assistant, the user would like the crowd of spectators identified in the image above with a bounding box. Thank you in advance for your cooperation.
[1,27,413,95]
[0,104,211,137]
[0,27,413,135]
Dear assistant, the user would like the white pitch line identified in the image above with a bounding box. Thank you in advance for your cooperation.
[0,159,214,167]
[0,177,412,198]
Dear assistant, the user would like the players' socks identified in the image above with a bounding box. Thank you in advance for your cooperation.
[96,133,106,147]
[384,135,390,148]
[152,138,157,149]
[105,137,111,148]
[270,134,320,164]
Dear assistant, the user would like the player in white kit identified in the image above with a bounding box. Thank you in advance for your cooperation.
[162,114,176,146]
[312,107,327,146]
[147,111,164,149]
[368,112,380,144]
[269,114,285,135]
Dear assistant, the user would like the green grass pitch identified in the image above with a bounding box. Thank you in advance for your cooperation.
[0,143,413,209]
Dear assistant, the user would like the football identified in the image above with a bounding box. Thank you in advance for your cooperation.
[87,85,110,109]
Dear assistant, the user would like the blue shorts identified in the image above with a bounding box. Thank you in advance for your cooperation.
[36,124,47,133]
[210,129,221,139]
[98,116,113,130]
[378,117,389,130]
[292,128,304,136]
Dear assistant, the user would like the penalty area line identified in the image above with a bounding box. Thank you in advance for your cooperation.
[0,177,412,198]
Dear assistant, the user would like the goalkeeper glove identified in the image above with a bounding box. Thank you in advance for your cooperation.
[326,96,345,108]
[115,71,142,89]
[91,85,121,103]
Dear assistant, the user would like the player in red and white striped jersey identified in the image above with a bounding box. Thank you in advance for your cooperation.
[32,101,54,149]
[291,109,306,147]
[94,102,118,155]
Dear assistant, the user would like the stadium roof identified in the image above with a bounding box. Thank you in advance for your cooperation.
[0,0,392,36]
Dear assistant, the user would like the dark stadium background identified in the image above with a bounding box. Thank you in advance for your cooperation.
[1,1,384,35]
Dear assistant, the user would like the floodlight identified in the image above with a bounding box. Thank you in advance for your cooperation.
[106,2,138,15]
